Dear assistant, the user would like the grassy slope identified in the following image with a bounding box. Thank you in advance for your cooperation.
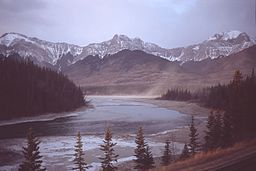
[154,140,256,171]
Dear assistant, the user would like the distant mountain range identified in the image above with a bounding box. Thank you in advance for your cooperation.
[63,45,256,95]
[0,31,255,69]
[0,31,255,95]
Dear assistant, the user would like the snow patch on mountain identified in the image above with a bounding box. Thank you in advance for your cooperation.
[0,33,34,47]
[0,33,83,65]
[207,30,243,42]
[0,30,255,69]
[223,30,242,40]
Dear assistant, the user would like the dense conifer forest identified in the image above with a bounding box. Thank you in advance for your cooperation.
[161,69,256,142]
[0,54,85,119]
[159,89,192,101]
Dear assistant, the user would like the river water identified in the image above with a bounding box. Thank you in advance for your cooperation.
[0,96,190,171]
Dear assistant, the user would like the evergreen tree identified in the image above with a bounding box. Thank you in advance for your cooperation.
[204,111,223,150]
[0,54,86,119]
[99,127,119,171]
[179,143,190,160]
[19,128,46,171]
[214,111,223,147]
[161,140,172,166]
[143,145,155,170]
[134,127,147,170]
[73,132,91,171]
[232,70,243,88]
[204,111,215,150]
[222,112,234,147]
[188,115,199,155]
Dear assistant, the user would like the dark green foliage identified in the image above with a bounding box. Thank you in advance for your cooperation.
[99,128,119,171]
[144,145,155,170]
[205,70,256,143]
[0,54,85,119]
[73,132,91,171]
[204,111,223,150]
[161,140,172,166]
[134,127,147,170]
[19,128,46,171]
[159,88,192,101]
[179,143,190,160]
[204,111,215,150]
[222,112,235,147]
[134,127,154,170]
[188,115,200,155]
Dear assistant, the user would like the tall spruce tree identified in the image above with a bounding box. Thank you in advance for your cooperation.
[204,111,215,150]
[19,128,46,171]
[204,111,223,150]
[231,70,243,141]
[99,127,119,171]
[161,140,172,166]
[73,132,91,171]
[134,127,147,170]
[144,145,155,170]
[214,111,223,147]
[188,115,199,155]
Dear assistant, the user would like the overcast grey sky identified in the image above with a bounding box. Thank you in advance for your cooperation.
[0,0,255,48]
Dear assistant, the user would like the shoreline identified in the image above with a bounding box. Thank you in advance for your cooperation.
[128,98,210,143]
[0,105,90,127]
[130,98,211,117]
[0,96,210,143]
[0,96,211,171]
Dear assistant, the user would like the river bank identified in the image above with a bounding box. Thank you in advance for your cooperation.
[129,97,210,143]
[0,96,210,171]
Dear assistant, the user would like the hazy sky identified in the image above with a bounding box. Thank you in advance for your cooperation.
[0,0,255,48]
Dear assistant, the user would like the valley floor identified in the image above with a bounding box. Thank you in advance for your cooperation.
[0,96,210,171]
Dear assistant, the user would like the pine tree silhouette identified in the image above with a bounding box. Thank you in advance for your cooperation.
[19,128,46,171]
[134,127,147,170]
[161,140,172,166]
[204,111,223,150]
[204,111,215,150]
[144,145,155,169]
[134,127,155,170]
[188,115,199,155]
[99,127,119,171]
[73,132,91,171]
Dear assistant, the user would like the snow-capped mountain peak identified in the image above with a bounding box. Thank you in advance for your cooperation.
[0,32,83,65]
[223,30,242,40]
[0,32,33,47]
[0,30,255,69]
[207,30,246,41]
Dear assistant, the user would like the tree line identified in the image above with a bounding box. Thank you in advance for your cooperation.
[161,70,256,143]
[0,54,86,119]
[203,70,256,150]
[159,88,193,101]
[19,117,201,171]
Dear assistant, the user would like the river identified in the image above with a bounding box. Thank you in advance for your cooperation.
[0,96,191,171]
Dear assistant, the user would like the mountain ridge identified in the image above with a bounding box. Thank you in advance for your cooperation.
[0,30,255,70]
[61,45,256,95]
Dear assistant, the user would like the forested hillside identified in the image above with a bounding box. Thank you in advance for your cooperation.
[0,54,85,119]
